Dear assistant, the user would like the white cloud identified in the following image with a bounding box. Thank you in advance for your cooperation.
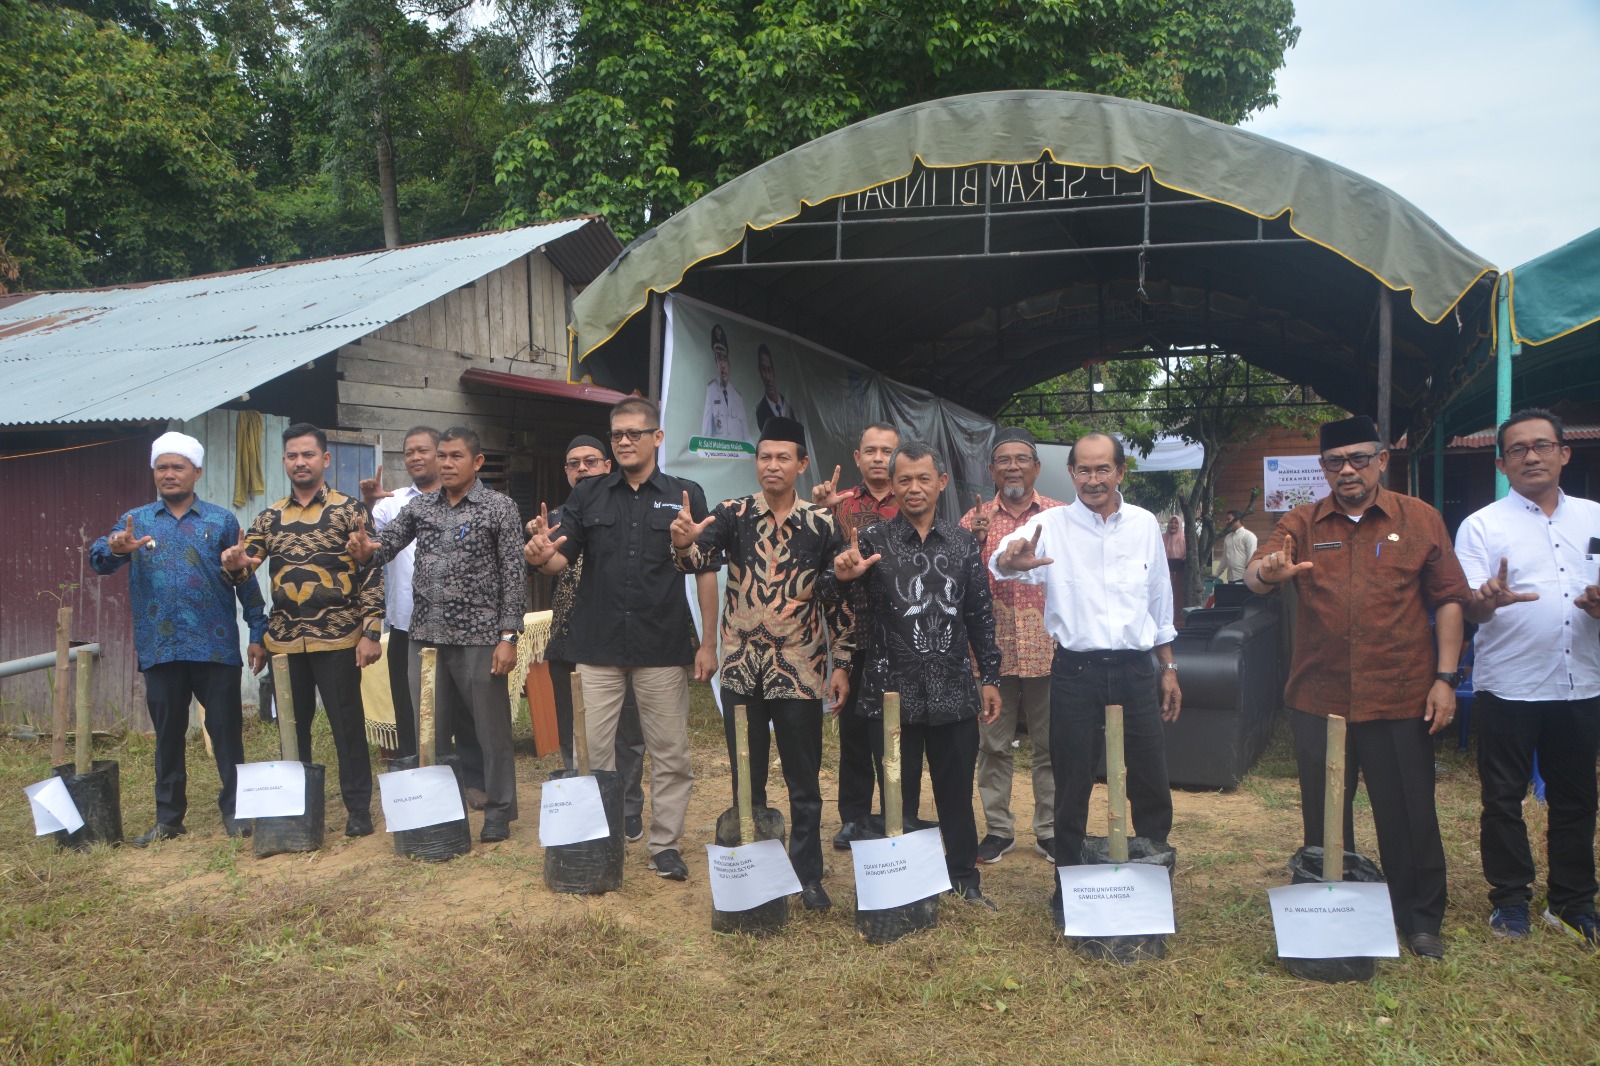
[1241,0,1600,268]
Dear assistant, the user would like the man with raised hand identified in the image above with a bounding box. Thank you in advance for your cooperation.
[960,427,1064,865]
[222,423,384,838]
[539,434,648,842]
[990,432,1181,931]
[348,426,527,843]
[831,440,1003,908]
[524,397,720,881]
[89,431,268,846]
[813,421,906,849]
[672,416,853,911]
[1455,408,1600,947]
[1246,414,1467,960]
[360,426,440,764]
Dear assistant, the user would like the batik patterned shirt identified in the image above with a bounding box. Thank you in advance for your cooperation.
[960,491,1063,678]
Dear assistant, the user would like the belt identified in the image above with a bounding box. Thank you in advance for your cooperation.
[1054,647,1150,666]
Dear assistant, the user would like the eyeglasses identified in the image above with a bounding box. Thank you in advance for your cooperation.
[1071,465,1117,481]
[1318,450,1379,472]
[991,455,1038,469]
[1502,440,1560,462]
[609,428,658,443]
[563,457,606,471]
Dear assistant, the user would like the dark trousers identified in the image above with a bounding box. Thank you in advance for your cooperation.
[1050,649,1173,870]
[721,688,825,884]
[837,654,923,823]
[870,714,981,892]
[285,648,372,815]
[409,642,518,821]
[551,659,645,820]
[142,661,245,825]
[386,627,418,760]
[1477,691,1600,916]
[1290,709,1448,936]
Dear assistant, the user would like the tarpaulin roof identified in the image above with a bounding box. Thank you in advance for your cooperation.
[570,91,1496,431]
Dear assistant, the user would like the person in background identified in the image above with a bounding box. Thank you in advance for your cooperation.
[754,344,796,431]
[700,323,750,443]
[539,434,648,843]
[89,431,268,846]
[1246,414,1466,960]
[961,427,1064,865]
[222,423,383,838]
[1218,509,1257,583]
[1455,408,1600,946]
[1164,513,1187,625]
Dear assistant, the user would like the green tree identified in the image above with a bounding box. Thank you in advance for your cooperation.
[494,0,1299,240]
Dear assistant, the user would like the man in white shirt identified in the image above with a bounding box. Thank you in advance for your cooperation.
[700,323,750,443]
[1455,408,1600,946]
[990,433,1182,926]
[1218,510,1257,582]
[362,426,440,763]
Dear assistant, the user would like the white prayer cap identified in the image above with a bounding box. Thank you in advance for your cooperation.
[150,431,204,469]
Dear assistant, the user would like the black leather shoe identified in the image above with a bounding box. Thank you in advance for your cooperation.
[648,848,689,880]
[801,881,832,912]
[223,816,253,839]
[344,811,374,838]
[480,817,510,843]
[832,821,858,850]
[132,822,185,848]
[1408,932,1445,959]
[954,883,998,911]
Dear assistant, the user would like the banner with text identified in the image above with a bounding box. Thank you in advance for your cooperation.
[1263,455,1331,512]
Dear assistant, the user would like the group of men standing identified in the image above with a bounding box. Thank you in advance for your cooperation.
[88,404,1598,949]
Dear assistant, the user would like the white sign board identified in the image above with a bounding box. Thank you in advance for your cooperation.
[379,764,466,832]
[850,828,951,910]
[537,775,611,846]
[234,760,307,819]
[1263,455,1331,512]
[24,776,84,836]
[706,839,803,911]
[1056,862,1176,937]
[1268,881,1401,959]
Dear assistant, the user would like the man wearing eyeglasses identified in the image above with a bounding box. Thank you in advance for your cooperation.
[990,432,1181,929]
[524,398,720,881]
[536,435,648,843]
[1455,409,1600,947]
[1246,414,1468,959]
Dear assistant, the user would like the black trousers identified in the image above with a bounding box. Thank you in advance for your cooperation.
[551,658,645,820]
[386,627,418,760]
[284,648,372,816]
[1290,709,1447,937]
[869,714,981,892]
[721,687,825,884]
[142,661,244,825]
[837,653,924,823]
[1049,649,1173,869]
[1477,691,1600,916]
[409,642,519,821]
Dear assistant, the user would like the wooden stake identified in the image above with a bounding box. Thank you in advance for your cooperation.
[270,653,298,761]
[1106,704,1129,863]
[1324,714,1347,882]
[735,704,754,845]
[51,607,72,765]
[883,692,902,839]
[418,647,437,768]
[74,650,95,775]
[572,671,591,776]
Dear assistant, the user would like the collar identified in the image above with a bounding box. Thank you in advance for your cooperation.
[153,495,205,519]
[1312,484,1394,523]
[1506,486,1564,515]
[399,483,426,499]
[287,483,331,509]
[1069,491,1125,524]
[888,511,948,542]
[851,482,895,506]
[594,467,671,495]
[750,492,806,524]
[993,489,1047,519]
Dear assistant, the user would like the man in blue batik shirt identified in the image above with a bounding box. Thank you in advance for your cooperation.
[89,431,268,847]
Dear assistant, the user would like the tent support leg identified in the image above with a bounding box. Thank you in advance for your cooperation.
[1376,286,1393,486]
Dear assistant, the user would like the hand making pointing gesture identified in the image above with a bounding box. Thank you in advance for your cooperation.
[832,528,882,582]
[811,465,857,509]
[1470,557,1541,616]
[969,493,991,541]
[522,502,565,567]
[670,491,715,551]
[108,515,155,556]
[996,526,1053,573]
[359,466,393,510]
[1257,538,1313,585]
[346,527,377,565]
[220,527,252,573]
[1575,565,1600,620]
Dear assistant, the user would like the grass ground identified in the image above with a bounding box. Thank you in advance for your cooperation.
[1,689,1597,1065]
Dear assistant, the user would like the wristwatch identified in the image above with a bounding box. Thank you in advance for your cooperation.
[499,632,519,646]
[1161,662,1179,672]
[363,628,382,642]
[1435,670,1463,687]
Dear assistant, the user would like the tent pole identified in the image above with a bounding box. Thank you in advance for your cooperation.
[1494,277,1517,501]
[1433,419,1446,512]
[648,292,664,401]
[1376,286,1393,486]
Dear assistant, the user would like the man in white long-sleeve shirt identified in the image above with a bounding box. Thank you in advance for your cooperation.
[989,433,1181,926]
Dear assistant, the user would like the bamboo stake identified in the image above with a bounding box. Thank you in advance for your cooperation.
[418,648,437,768]
[270,653,298,761]
[74,651,95,775]
[735,704,754,845]
[51,607,72,765]
[1106,705,1129,863]
[883,692,902,839]
[1324,714,1347,882]
[572,672,591,776]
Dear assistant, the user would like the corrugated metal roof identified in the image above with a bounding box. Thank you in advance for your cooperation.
[0,220,598,426]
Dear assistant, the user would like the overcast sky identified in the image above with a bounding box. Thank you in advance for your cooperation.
[1240,0,1600,270]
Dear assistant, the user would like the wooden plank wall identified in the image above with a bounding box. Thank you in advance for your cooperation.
[1207,424,1321,568]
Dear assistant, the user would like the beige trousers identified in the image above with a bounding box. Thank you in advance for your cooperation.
[977,675,1055,839]
[576,664,694,854]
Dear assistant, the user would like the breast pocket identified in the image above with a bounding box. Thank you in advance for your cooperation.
[645,509,678,563]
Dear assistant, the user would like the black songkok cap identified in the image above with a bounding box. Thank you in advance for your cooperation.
[758,416,806,448]
[1319,415,1382,452]
[991,426,1038,459]
[566,434,606,456]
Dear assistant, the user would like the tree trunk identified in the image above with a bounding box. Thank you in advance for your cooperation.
[365,26,400,249]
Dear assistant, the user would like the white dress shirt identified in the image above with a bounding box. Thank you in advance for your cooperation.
[988,494,1177,652]
[1455,488,1600,701]
[701,379,750,442]
[371,484,423,631]
[1221,525,1258,581]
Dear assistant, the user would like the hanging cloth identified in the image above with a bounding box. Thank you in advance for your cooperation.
[233,410,265,506]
